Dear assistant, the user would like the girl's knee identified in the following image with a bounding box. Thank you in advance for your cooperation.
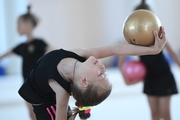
[160,111,171,120]
[151,114,160,120]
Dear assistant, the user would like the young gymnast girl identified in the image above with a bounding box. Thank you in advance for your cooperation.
[118,1,179,120]
[18,25,166,120]
[0,5,52,120]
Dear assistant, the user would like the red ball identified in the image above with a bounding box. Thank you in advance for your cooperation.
[122,61,146,81]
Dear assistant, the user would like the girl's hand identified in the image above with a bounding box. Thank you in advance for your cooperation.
[152,26,167,53]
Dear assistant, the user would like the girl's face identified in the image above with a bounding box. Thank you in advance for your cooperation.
[82,56,111,89]
[17,17,33,35]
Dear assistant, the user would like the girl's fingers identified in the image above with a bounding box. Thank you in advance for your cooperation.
[160,26,166,40]
[158,26,165,39]
[153,31,158,38]
[155,26,165,39]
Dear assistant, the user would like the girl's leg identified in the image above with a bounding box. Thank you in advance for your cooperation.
[159,95,171,120]
[147,96,160,120]
[26,102,36,120]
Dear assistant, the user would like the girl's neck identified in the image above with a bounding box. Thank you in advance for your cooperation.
[26,32,34,42]
[58,59,79,82]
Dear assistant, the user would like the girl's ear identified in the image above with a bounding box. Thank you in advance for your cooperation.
[80,76,89,88]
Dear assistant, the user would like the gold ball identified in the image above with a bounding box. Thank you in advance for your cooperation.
[123,9,161,46]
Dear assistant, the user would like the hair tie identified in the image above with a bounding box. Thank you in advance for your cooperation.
[78,106,91,114]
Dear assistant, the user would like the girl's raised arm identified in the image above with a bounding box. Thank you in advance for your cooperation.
[72,26,166,59]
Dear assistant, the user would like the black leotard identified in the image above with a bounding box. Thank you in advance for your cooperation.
[140,51,178,96]
[18,49,86,104]
[12,38,47,81]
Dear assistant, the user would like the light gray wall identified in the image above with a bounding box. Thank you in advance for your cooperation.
[29,0,180,49]
[1,0,180,74]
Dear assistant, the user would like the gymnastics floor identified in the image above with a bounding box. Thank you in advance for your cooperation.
[0,65,180,120]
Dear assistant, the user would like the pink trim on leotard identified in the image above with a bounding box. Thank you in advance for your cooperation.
[46,107,54,120]
[51,105,56,115]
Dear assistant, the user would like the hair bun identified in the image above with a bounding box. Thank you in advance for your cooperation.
[79,111,90,119]
[27,5,31,13]
[78,106,91,119]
